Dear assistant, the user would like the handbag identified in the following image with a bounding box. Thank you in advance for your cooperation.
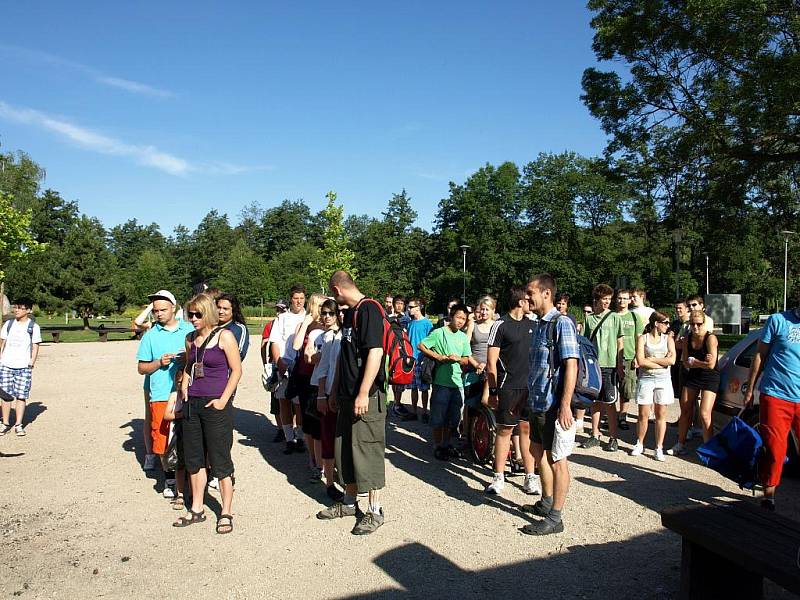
[164,421,180,471]
[420,354,437,384]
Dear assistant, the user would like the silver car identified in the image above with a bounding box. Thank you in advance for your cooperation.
[713,329,800,470]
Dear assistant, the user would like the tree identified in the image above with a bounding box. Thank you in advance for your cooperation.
[0,150,44,210]
[189,210,236,283]
[311,191,356,292]
[108,219,165,266]
[0,192,41,282]
[259,200,313,257]
[216,239,273,305]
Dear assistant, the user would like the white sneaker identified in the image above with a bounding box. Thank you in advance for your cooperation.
[654,447,666,462]
[630,441,644,456]
[14,424,25,437]
[143,454,158,471]
[208,477,219,490]
[523,474,541,495]
[484,473,505,495]
[667,442,687,456]
[163,485,176,499]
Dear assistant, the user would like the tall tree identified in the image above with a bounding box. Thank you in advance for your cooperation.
[0,192,41,282]
[311,191,356,292]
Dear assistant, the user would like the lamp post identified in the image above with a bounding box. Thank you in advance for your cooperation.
[782,231,796,311]
[702,252,710,295]
[672,229,683,300]
[459,245,470,304]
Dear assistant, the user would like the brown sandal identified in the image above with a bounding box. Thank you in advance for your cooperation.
[173,509,206,527]
[171,496,185,510]
[216,514,233,534]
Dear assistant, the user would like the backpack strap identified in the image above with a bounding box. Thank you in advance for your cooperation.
[352,297,386,331]
[588,310,612,343]
[546,314,561,379]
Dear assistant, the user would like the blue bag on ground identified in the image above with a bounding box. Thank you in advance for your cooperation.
[696,416,762,489]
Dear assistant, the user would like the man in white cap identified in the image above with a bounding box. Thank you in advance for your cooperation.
[135,290,194,497]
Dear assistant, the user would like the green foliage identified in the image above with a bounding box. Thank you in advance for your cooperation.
[216,239,272,305]
[0,191,41,281]
[311,191,356,292]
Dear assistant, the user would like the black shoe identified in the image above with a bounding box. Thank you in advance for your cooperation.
[761,498,776,512]
[521,500,550,517]
[326,485,345,501]
[283,441,296,455]
[521,519,564,536]
[294,438,306,453]
[272,429,286,443]
[603,437,619,452]
[434,447,450,461]
[446,446,463,460]
[618,420,630,431]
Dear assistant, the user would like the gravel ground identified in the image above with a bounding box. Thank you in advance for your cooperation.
[1,338,798,599]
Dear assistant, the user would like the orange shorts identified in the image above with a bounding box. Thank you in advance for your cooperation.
[149,401,170,455]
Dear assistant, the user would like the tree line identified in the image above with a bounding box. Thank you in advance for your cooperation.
[1,0,797,318]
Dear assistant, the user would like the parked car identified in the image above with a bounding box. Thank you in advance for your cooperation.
[713,329,799,471]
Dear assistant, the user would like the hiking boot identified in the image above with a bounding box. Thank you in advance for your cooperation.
[523,474,541,495]
[603,437,619,452]
[667,442,687,456]
[351,509,384,535]
[581,435,601,449]
[521,500,550,517]
[484,474,505,495]
[521,519,564,536]
[629,441,644,457]
[316,501,358,520]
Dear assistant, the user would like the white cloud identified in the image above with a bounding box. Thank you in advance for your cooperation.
[0,101,270,177]
[0,44,175,99]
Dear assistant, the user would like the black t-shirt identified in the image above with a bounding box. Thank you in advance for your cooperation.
[337,299,386,399]
[488,313,534,389]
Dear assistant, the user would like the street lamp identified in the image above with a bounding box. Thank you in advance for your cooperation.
[702,252,710,295]
[672,229,683,300]
[781,231,796,311]
[459,245,470,304]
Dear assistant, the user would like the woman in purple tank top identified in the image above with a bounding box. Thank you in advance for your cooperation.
[174,294,242,533]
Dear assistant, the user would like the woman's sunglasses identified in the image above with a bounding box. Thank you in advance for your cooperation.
[320,311,336,317]
[187,311,203,319]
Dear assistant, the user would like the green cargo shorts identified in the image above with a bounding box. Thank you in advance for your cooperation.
[621,360,638,401]
[335,389,387,493]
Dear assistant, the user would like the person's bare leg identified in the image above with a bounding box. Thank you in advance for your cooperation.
[548,452,570,511]
[532,442,552,497]
[511,434,522,461]
[219,475,234,516]
[13,399,25,426]
[590,402,603,437]
[411,388,419,413]
[654,404,667,449]
[421,390,429,413]
[677,387,698,444]
[493,427,512,474]
[323,458,335,486]
[314,439,323,469]
[2,400,11,427]
[605,403,619,438]
[188,468,207,513]
[279,398,294,439]
[637,404,650,445]
[518,421,535,474]
[699,391,716,442]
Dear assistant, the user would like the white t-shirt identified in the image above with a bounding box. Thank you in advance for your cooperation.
[267,310,306,362]
[633,306,655,322]
[1,319,42,368]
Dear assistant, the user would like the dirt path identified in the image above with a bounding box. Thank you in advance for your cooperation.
[2,339,797,599]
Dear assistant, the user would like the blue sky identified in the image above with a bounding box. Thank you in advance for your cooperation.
[0,2,609,234]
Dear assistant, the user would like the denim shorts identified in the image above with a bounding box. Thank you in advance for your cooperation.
[429,384,464,429]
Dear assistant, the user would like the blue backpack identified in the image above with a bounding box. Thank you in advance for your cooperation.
[547,315,603,409]
[696,416,763,490]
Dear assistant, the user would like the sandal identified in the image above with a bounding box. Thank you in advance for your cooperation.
[216,514,233,535]
[173,509,206,527]
[171,496,186,510]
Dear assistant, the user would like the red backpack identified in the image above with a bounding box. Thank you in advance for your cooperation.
[353,298,416,386]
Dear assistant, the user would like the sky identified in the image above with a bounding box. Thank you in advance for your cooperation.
[0,1,611,234]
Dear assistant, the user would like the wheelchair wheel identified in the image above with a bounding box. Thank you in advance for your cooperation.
[470,405,497,464]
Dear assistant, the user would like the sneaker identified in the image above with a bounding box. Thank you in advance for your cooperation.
[581,435,601,449]
[351,509,384,535]
[618,419,630,431]
[521,519,564,536]
[163,485,176,499]
[401,412,418,422]
[523,474,541,495]
[667,442,687,456]
[421,413,430,425]
[316,501,358,520]
[761,498,776,512]
[0,423,10,436]
[309,467,323,482]
[630,441,644,457]
[143,454,158,471]
[484,474,505,495]
[14,424,25,437]
[272,429,286,443]
[521,500,550,517]
[294,438,306,453]
[654,447,666,462]
[208,477,219,490]
[603,437,619,452]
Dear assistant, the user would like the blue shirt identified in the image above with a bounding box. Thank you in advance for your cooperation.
[136,319,195,402]
[406,318,433,359]
[759,309,800,403]
[528,308,580,412]
[225,321,250,360]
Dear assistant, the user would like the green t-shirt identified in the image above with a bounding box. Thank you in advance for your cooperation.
[420,326,471,388]
[584,310,623,368]
[618,311,644,361]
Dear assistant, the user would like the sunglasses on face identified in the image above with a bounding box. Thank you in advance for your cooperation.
[407,305,419,309]
[187,311,203,319]
[690,322,703,327]
[659,320,670,325]
[320,311,336,317]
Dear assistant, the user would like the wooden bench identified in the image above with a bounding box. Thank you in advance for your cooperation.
[95,326,144,342]
[661,501,800,599]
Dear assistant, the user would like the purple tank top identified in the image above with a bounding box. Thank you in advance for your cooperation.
[187,342,230,397]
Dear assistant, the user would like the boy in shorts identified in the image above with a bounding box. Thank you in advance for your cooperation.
[0,298,42,436]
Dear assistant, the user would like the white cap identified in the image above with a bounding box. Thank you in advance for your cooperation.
[147,290,177,305]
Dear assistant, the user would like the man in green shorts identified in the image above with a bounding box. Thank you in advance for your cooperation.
[316,271,386,535]
[615,289,644,431]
